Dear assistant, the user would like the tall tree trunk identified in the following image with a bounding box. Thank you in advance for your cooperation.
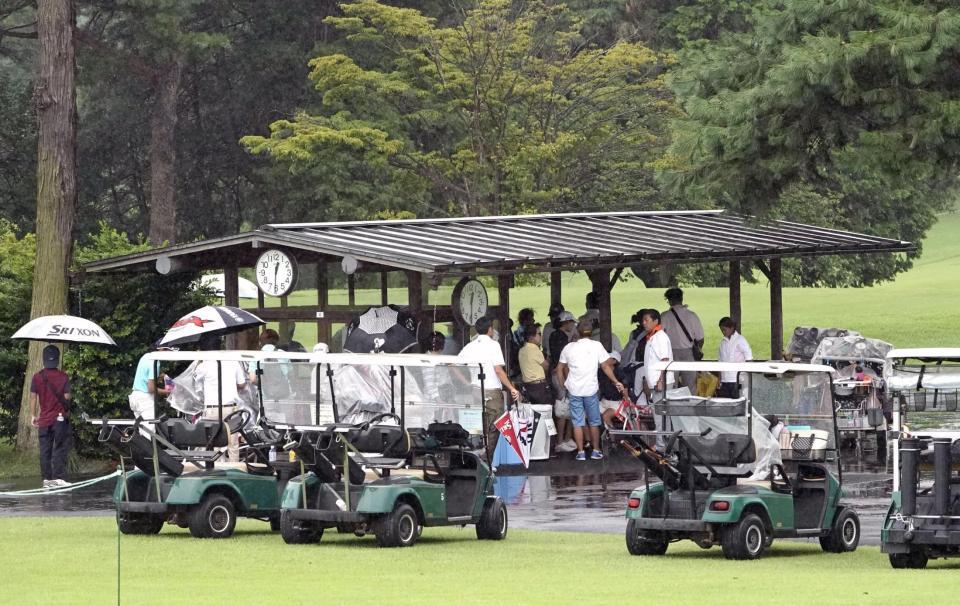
[148,58,182,246]
[17,0,77,452]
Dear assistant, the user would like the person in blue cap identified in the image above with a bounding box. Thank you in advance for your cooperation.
[29,345,73,488]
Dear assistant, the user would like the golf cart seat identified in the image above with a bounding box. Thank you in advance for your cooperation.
[296,428,368,486]
[97,422,184,477]
[156,418,229,449]
[683,433,756,467]
[348,423,410,459]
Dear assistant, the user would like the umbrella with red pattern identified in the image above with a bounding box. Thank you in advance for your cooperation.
[159,305,265,347]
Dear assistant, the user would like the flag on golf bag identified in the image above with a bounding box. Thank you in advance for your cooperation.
[494,406,540,468]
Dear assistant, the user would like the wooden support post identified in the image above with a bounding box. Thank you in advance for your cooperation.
[729,260,741,330]
[498,274,512,371]
[590,269,613,351]
[550,270,562,309]
[317,262,330,345]
[279,294,292,344]
[380,271,388,306]
[224,264,240,349]
[770,258,783,360]
[407,271,423,315]
[347,274,355,307]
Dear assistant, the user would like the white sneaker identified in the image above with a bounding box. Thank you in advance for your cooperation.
[51,479,71,488]
[556,440,577,453]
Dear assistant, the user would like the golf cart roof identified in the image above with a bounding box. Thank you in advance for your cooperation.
[141,349,477,368]
[885,348,960,361]
[649,360,835,375]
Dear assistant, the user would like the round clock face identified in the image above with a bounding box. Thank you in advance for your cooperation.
[255,249,298,297]
[456,279,488,326]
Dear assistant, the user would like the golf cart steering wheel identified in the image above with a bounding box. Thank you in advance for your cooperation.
[223,408,252,434]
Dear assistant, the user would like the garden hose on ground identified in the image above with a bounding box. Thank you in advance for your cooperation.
[0,469,120,497]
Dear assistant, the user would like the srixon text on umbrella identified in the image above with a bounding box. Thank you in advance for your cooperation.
[46,325,101,338]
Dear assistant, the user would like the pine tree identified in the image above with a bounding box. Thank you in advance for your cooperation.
[664,0,960,284]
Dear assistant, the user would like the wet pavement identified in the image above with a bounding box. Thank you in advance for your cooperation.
[1,449,895,546]
[0,475,115,518]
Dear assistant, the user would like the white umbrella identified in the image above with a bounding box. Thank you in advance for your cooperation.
[160,305,265,347]
[11,314,117,346]
[196,273,259,299]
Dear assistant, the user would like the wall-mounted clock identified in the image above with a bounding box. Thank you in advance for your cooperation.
[255,249,298,297]
[452,277,488,327]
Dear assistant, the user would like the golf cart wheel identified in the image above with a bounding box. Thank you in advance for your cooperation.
[118,513,164,535]
[625,520,668,556]
[375,502,420,548]
[476,497,508,541]
[188,493,237,539]
[820,507,860,553]
[889,550,928,569]
[269,514,281,532]
[279,510,322,544]
[721,514,767,560]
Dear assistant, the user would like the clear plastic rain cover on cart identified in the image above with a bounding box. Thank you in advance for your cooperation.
[811,335,893,367]
[670,404,782,481]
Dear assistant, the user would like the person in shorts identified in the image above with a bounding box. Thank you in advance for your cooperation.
[599,351,626,427]
[548,311,577,452]
[555,321,624,461]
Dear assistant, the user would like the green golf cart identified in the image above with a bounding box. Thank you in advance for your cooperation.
[881,348,960,568]
[277,353,508,547]
[96,350,325,538]
[619,361,859,560]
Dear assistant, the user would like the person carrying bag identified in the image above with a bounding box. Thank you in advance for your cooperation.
[29,345,74,488]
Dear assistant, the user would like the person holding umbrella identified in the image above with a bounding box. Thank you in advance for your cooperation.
[29,345,73,488]
[13,314,117,488]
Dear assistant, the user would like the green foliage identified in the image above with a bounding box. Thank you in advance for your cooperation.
[663,0,960,286]
[0,221,35,441]
[244,0,675,217]
[0,219,211,450]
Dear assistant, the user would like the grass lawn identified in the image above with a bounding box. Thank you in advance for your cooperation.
[270,211,960,358]
[0,517,956,605]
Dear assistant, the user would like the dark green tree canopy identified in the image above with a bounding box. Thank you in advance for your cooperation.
[244,0,675,217]
[664,0,960,284]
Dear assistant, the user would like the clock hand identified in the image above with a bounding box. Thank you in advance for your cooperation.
[470,291,475,317]
[273,262,279,287]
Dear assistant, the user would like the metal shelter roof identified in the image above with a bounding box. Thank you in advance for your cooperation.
[83,209,913,277]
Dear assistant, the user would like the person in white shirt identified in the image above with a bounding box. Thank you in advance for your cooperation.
[717,316,753,398]
[555,321,624,461]
[641,309,674,452]
[660,287,704,390]
[196,350,248,462]
[458,316,520,458]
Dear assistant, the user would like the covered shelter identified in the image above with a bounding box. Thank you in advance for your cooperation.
[82,209,913,360]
